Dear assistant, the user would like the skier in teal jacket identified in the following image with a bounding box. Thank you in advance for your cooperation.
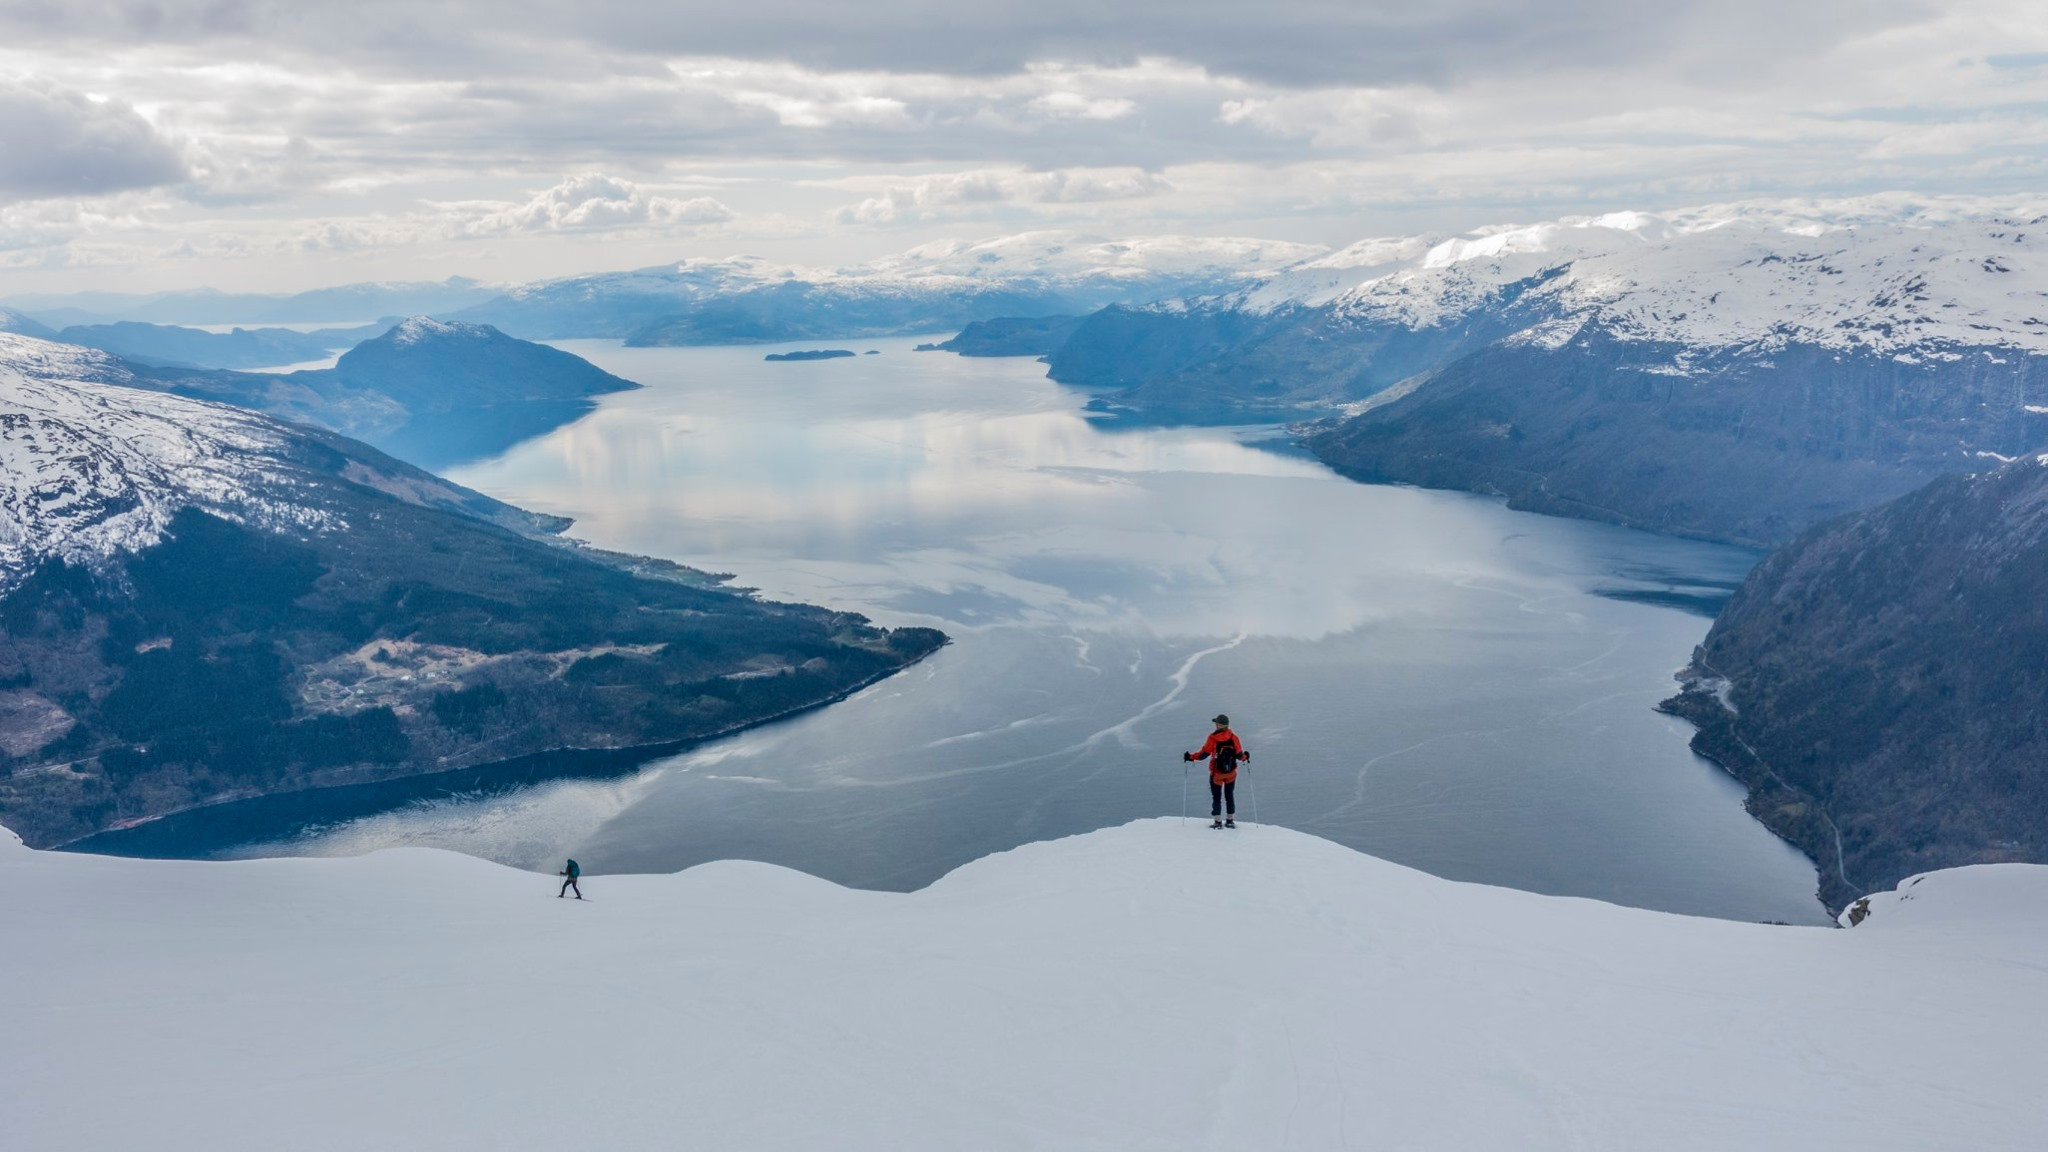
[558,859,582,899]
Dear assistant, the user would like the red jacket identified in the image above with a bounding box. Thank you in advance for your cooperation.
[1191,728,1247,784]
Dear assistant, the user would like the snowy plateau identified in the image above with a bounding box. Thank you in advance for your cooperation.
[3,819,2042,1150]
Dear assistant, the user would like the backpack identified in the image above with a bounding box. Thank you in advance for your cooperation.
[566,859,580,879]
[1213,736,1240,773]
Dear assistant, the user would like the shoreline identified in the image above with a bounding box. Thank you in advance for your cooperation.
[57,654,940,861]
[1655,675,1855,913]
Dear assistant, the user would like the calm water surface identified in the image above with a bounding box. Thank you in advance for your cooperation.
[234,338,1826,924]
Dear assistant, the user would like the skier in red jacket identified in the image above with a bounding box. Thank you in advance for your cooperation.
[1185,715,1249,829]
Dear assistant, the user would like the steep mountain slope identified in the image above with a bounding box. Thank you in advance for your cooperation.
[0,353,943,848]
[1661,457,2048,911]
[453,232,1325,342]
[4,819,2041,1150]
[120,318,640,469]
[1047,199,2048,542]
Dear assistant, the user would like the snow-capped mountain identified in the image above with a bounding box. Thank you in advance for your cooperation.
[0,308,57,341]
[1047,197,2048,544]
[450,231,1327,342]
[0,332,554,596]
[1240,197,2048,356]
[0,339,329,595]
[5,818,2042,1149]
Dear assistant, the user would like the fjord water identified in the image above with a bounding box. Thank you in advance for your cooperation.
[243,338,1827,923]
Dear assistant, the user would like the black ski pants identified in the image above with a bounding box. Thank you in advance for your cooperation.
[1209,780,1236,817]
[559,876,582,898]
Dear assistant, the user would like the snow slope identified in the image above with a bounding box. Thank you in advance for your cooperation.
[1234,196,2048,356]
[0,335,334,593]
[3,819,2040,1151]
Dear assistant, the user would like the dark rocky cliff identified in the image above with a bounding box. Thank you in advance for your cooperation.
[1661,459,2048,911]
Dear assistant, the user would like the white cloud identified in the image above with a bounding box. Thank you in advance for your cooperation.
[1027,92,1136,121]
[0,76,188,200]
[0,1,1940,89]
[457,174,735,235]
[1218,90,1428,148]
[1,3,2046,291]
[835,167,1173,224]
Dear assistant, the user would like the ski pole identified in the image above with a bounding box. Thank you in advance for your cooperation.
[1248,762,1260,827]
[1180,757,1190,825]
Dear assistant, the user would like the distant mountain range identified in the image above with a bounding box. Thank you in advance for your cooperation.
[1035,199,2048,545]
[0,340,944,849]
[4,234,1323,347]
[5,278,500,328]
[1661,455,2048,912]
[448,233,1324,344]
[52,320,393,371]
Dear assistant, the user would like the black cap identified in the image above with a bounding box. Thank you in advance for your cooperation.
[1212,714,1230,726]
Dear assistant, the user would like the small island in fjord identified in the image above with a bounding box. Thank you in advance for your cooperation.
[764,348,856,362]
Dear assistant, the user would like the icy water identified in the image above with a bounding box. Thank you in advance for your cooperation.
[228,338,1826,923]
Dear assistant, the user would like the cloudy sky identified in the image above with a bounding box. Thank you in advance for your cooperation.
[1,0,2045,295]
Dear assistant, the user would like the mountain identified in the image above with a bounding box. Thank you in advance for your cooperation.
[53,320,378,370]
[1045,199,2048,544]
[5,818,2043,1148]
[118,317,639,469]
[2,277,501,327]
[1660,457,2048,912]
[0,308,56,341]
[0,341,945,849]
[930,314,1087,356]
[449,232,1325,343]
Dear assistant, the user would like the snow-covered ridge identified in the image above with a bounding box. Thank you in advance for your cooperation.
[0,334,335,592]
[1236,196,2048,356]
[3,818,2041,1150]
[384,315,476,346]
